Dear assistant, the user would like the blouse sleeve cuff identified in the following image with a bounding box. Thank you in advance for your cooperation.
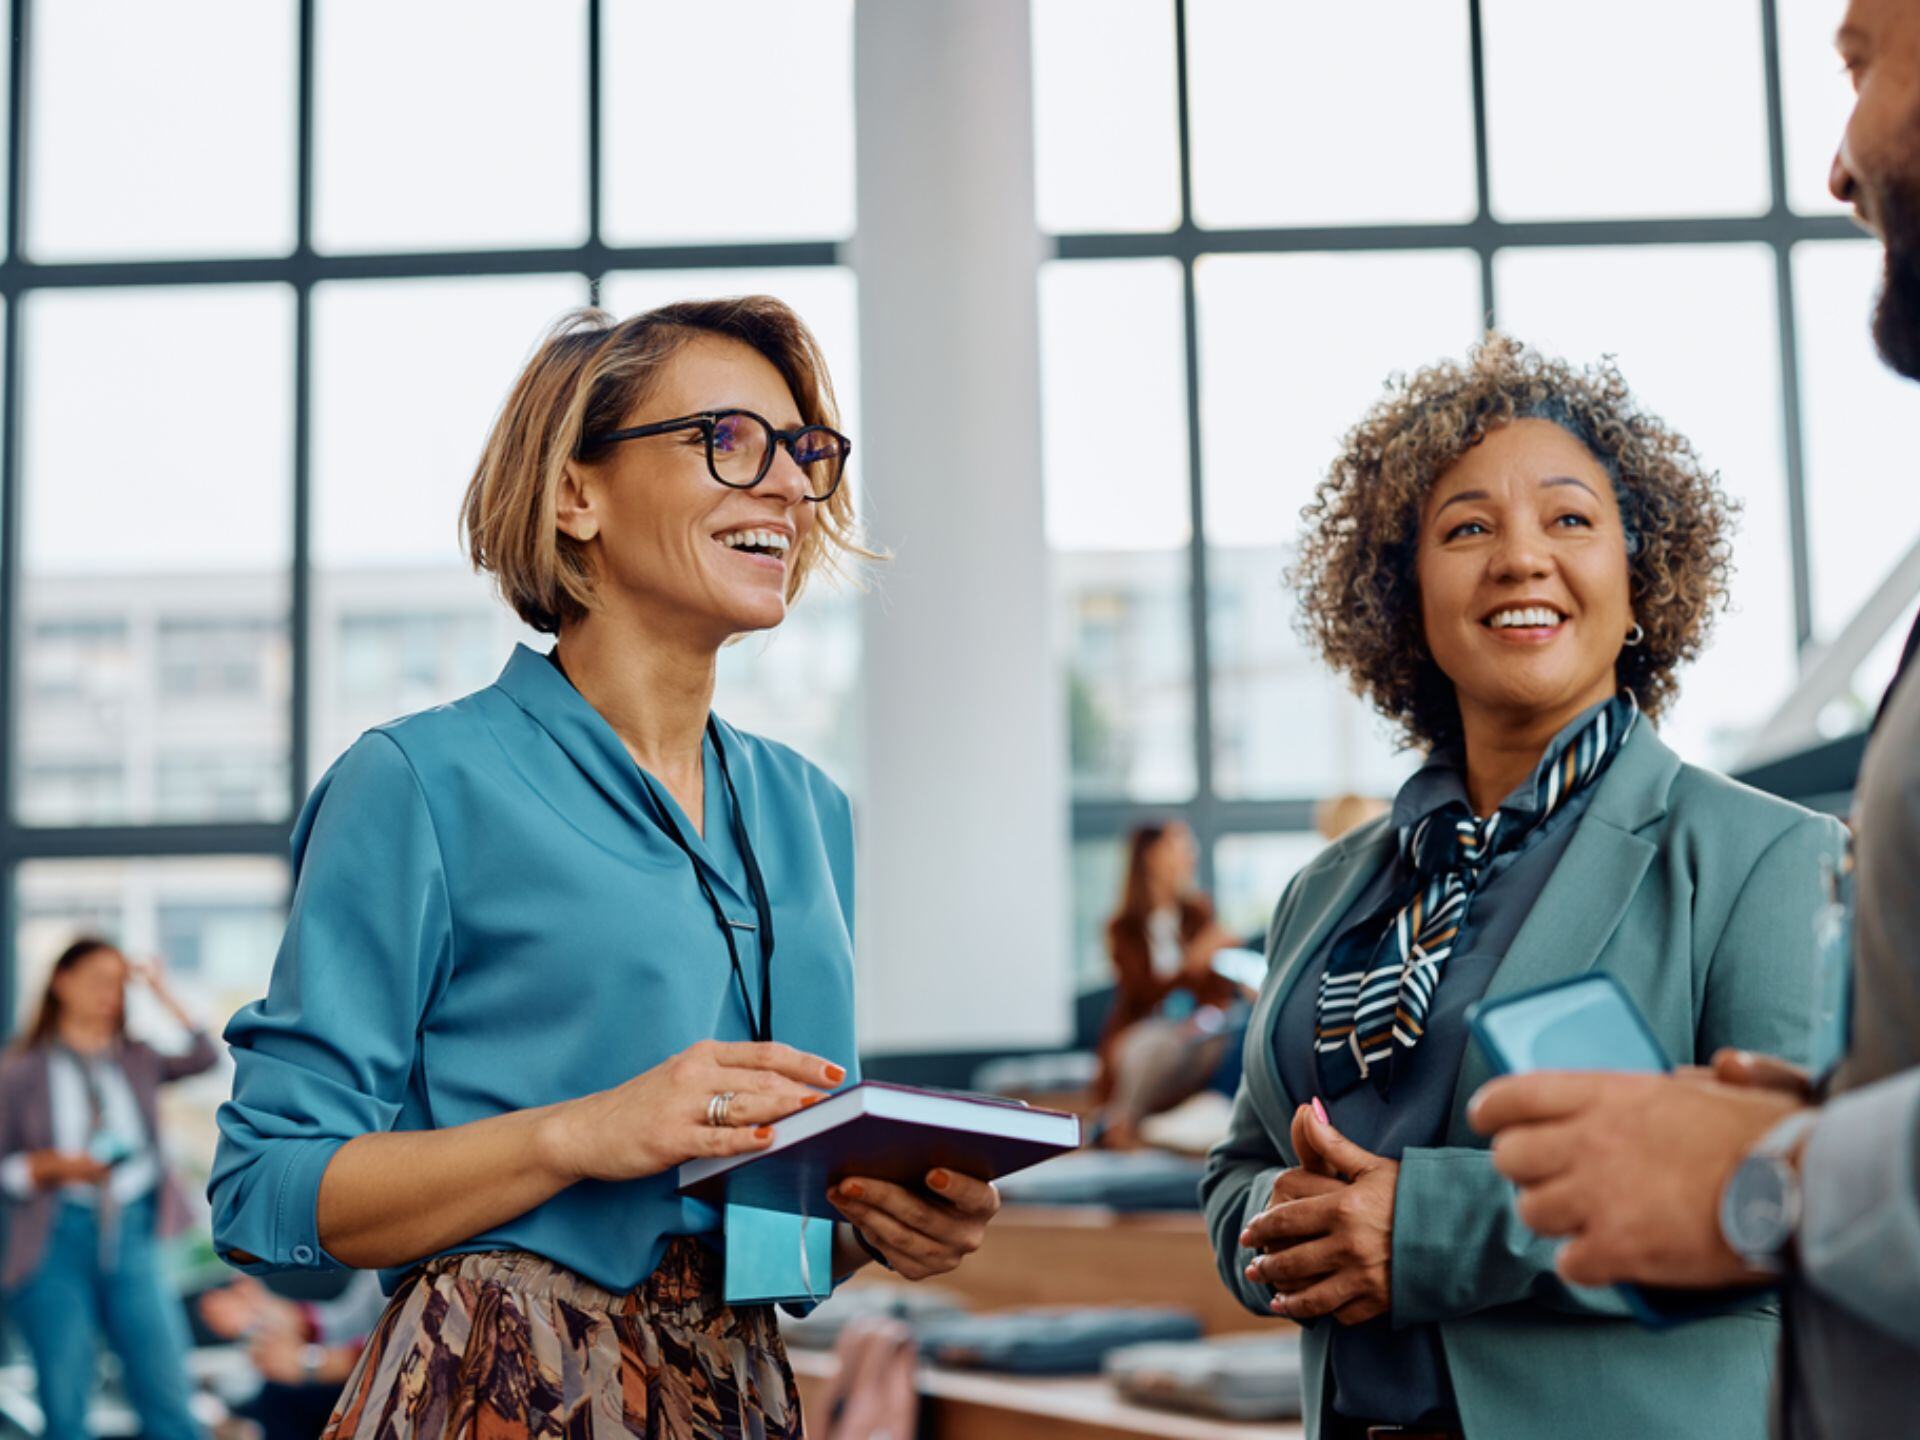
[214,1134,349,1274]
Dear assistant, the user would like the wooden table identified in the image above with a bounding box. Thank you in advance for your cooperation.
[842,1204,1274,1338]
[788,1348,1304,1440]
[794,1202,1303,1438]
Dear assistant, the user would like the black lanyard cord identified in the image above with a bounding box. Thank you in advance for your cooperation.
[712,725,777,1040]
[651,718,777,1044]
[541,650,775,1042]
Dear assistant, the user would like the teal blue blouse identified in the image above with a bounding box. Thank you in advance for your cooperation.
[208,644,860,1293]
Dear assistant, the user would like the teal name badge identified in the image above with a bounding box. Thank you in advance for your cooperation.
[723,1203,833,1307]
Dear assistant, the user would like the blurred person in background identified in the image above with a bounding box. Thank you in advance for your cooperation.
[1471,2,1920,1433]
[197,1273,385,1440]
[1315,794,1389,846]
[1202,336,1843,1440]
[0,937,218,1440]
[208,299,1003,1440]
[1094,820,1242,1147]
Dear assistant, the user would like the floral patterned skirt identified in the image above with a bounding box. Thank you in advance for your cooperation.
[322,1241,804,1440]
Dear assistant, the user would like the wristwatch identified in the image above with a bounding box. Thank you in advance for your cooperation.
[1719,1109,1819,1275]
[299,1344,327,1384]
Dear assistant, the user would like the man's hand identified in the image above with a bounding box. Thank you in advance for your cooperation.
[1711,1048,1814,1100]
[1237,1103,1397,1325]
[1470,1070,1804,1289]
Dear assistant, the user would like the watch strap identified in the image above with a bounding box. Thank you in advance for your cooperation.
[299,1343,326,1382]
[1753,1107,1819,1161]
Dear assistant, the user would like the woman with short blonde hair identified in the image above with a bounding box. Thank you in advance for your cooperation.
[464,299,868,633]
[213,297,1000,1440]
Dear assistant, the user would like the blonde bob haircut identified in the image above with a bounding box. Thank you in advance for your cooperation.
[463,297,868,635]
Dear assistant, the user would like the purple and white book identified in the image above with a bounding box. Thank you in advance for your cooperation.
[677,1081,1082,1218]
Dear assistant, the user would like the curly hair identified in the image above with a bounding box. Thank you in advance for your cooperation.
[1290,333,1736,752]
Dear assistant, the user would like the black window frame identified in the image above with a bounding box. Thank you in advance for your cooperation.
[1055,0,1858,905]
[0,0,848,1031]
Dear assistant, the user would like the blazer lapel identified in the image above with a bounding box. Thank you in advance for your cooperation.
[1442,725,1682,1138]
[1245,824,1397,1150]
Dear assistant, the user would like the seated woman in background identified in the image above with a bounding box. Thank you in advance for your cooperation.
[1202,335,1843,1440]
[0,940,218,1440]
[1095,820,1241,1147]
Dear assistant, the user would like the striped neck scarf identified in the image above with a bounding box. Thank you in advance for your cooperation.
[1313,692,1638,1099]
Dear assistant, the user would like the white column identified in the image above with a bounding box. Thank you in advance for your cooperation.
[850,0,1069,1054]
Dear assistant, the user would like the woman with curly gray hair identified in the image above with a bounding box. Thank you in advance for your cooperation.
[1201,334,1842,1440]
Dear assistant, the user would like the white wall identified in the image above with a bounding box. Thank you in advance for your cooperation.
[851,0,1071,1053]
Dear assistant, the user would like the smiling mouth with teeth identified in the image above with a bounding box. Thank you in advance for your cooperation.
[1484,606,1566,630]
[716,528,791,559]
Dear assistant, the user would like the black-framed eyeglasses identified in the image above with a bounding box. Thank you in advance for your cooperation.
[585,408,851,502]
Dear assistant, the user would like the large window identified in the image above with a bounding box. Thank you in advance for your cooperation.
[1033,0,1918,966]
[0,2,861,1213]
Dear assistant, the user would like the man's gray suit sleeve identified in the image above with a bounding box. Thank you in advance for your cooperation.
[1797,1067,1920,1347]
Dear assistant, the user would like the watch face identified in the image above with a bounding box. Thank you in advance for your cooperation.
[1723,1157,1794,1260]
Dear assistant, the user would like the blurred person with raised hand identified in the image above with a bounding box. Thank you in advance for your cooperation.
[1470,2,1920,1432]
[0,939,218,1440]
[208,299,1002,1440]
[1201,336,1844,1440]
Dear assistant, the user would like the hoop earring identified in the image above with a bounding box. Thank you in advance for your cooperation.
[1624,623,1645,648]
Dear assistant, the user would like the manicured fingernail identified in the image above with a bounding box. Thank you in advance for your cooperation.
[842,1180,864,1200]
[800,1096,823,1107]
[1311,1097,1329,1126]
[928,1169,951,1191]
[753,1127,774,1141]
[824,1064,846,1084]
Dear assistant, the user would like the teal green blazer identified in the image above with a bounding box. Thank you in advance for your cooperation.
[1201,724,1845,1440]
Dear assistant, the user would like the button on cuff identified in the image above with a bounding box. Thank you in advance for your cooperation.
[272,1135,348,1271]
